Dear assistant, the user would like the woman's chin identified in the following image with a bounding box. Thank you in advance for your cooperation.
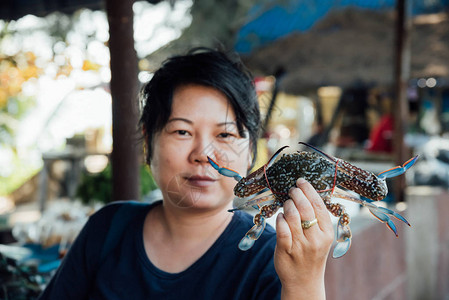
[165,191,231,211]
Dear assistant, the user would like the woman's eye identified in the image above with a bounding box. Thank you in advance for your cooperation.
[176,130,190,136]
[218,132,235,139]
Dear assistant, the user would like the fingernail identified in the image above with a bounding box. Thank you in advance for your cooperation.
[288,187,297,197]
[297,178,307,184]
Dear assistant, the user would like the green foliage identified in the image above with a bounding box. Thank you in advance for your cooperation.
[140,165,158,196]
[76,164,158,204]
[76,164,112,204]
[0,151,40,196]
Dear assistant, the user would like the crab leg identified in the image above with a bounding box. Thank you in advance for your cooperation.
[228,193,276,212]
[322,195,352,258]
[333,191,410,237]
[238,216,267,251]
[334,216,352,258]
[238,201,283,251]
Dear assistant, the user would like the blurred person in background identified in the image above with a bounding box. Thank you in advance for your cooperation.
[366,93,393,153]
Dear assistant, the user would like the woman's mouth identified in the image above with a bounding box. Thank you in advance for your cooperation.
[186,175,217,187]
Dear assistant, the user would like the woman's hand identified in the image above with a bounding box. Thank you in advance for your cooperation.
[274,178,334,300]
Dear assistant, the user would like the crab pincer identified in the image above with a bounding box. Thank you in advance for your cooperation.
[207,157,242,181]
[377,155,419,179]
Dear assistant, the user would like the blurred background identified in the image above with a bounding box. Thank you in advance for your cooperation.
[0,0,448,299]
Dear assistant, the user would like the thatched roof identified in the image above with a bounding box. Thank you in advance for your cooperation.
[242,9,449,94]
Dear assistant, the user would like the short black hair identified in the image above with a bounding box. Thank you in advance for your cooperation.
[139,48,260,169]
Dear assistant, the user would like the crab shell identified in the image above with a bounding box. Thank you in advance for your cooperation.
[233,151,389,202]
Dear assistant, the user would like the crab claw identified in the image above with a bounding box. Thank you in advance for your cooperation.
[374,205,410,226]
[207,156,242,181]
[368,205,410,236]
[377,155,419,179]
[333,218,352,258]
[238,217,267,251]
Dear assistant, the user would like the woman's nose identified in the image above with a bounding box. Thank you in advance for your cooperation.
[189,137,215,164]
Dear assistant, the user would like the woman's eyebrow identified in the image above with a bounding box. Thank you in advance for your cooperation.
[167,118,237,128]
[217,121,237,127]
[167,117,193,124]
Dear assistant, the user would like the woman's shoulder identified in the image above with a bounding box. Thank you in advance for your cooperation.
[85,201,157,232]
[90,200,156,219]
[78,201,157,259]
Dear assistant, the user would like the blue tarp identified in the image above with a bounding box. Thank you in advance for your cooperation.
[235,0,449,53]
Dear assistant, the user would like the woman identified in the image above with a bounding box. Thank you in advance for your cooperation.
[39,48,333,299]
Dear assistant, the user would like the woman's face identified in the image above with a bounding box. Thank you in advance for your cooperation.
[150,84,252,212]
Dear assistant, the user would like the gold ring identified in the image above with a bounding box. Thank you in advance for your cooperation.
[301,218,318,229]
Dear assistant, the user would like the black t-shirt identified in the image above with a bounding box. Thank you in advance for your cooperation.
[39,201,281,300]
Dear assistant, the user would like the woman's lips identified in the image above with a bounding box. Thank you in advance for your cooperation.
[186,175,217,187]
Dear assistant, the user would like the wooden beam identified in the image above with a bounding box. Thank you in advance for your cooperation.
[106,0,140,201]
[393,0,412,202]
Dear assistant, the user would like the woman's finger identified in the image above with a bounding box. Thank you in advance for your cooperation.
[289,191,320,239]
[282,199,302,238]
[296,178,332,231]
[276,213,292,253]
[289,184,316,223]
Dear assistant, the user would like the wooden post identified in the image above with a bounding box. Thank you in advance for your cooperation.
[105,0,140,201]
[393,0,412,202]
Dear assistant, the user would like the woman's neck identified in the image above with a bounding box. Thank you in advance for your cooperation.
[142,201,234,273]
[159,201,233,243]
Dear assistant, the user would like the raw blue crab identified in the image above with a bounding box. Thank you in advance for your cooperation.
[208,142,418,258]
